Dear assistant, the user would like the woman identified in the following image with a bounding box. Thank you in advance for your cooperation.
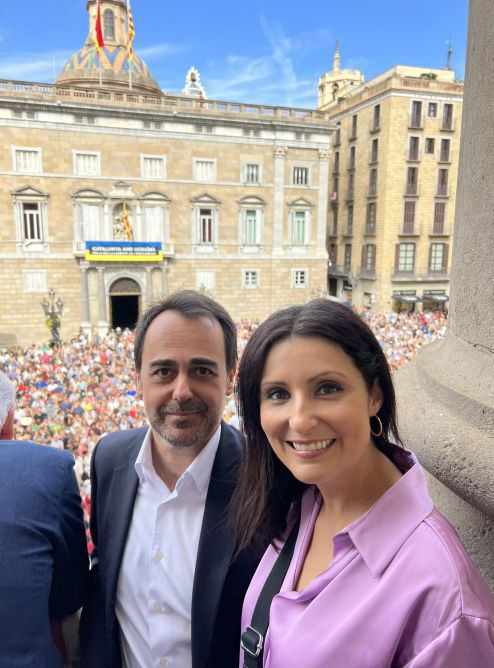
[233,299,494,667]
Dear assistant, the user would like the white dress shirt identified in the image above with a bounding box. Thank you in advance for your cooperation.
[115,425,221,668]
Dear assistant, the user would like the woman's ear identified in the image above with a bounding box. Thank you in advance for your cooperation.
[369,380,383,415]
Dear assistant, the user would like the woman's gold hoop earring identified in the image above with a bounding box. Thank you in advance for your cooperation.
[370,415,383,438]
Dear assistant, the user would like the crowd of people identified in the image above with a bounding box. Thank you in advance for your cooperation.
[0,308,447,523]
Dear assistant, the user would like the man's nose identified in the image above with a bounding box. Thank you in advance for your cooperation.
[171,373,194,401]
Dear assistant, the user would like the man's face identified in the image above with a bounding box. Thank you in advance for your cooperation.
[137,310,235,453]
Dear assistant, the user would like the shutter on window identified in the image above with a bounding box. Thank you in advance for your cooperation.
[371,245,376,273]
[361,244,366,270]
[428,244,433,271]
[394,244,400,271]
[442,244,449,269]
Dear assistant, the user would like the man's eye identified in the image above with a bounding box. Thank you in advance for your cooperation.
[195,367,213,377]
[156,368,171,377]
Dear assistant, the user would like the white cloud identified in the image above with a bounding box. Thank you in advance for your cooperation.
[0,51,72,82]
[138,42,190,60]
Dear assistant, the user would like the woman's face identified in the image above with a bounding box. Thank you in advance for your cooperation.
[259,336,382,493]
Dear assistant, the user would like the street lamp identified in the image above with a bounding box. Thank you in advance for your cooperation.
[41,288,64,346]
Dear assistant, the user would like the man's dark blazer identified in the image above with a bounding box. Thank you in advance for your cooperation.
[81,422,263,668]
[0,440,88,667]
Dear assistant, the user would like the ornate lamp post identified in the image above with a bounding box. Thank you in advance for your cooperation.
[41,288,64,345]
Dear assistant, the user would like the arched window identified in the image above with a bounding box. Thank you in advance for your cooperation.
[103,9,115,41]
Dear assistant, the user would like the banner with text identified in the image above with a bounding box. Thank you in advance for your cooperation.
[85,241,163,262]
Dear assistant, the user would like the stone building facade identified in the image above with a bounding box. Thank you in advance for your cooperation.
[319,46,463,312]
[0,0,333,345]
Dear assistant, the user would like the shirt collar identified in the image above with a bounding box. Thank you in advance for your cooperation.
[342,454,434,578]
[134,424,221,494]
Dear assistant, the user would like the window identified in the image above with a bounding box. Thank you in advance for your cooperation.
[433,202,446,234]
[198,208,214,244]
[437,169,448,196]
[244,163,260,184]
[344,244,352,271]
[370,138,379,163]
[365,202,376,234]
[291,211,307,245]
[428,102,438,117]
[328,243,337,265]
[403,201,416,234]
[194,159,215,182]
[372,105,380,131]
[410,101,422,128]
[293,167,309,186]
[333,128,341,146]
[346,205,353,235]
[74,151,100,177]
[396,243,415,272]
[23,269,47,293]
[330,205,338,236]
[348,146,356,170]
[350,114,358,139]
[243,270,259,288]
[347,173,354,201]
[196,270,215,291]
[14,148,41,173]
[439,139,451,163]
[78,203,101,240]
[142,206,165,241]
[425,138,435,155]
[406,167,418,195]
[429,243,449,272]
[141,155,166,179]
[332,176,339,196]
[442,103,453,130]
[333,151,340,173]
[408,137,419,161]
[103,9,115,40]
[242,209,260,245]
[143,120,162,130]
[22,203,43,241]
[292,269,308,288]
[361,244,376,273]
[368,169,377,197]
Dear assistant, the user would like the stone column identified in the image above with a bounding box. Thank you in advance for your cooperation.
[96,267,109,336]
[79,264,92,336]
[394,0,494,591]
[272,146,287,252]
[145,266,153,304]
[161,260,169,297]
[317,149,331,254]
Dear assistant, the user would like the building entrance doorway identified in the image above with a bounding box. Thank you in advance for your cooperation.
[109,278,141,330]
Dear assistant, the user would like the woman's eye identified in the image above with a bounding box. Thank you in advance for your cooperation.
[316,382,341,396]
[266,388,288,401]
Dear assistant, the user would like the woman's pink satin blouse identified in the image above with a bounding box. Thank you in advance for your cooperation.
[240,457,494,667]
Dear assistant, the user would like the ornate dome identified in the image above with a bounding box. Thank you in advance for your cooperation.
[56,0,161,94]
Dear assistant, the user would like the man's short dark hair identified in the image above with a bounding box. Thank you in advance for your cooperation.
[134,290,237,372]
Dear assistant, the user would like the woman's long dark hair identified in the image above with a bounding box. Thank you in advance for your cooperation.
[231,299,411,553]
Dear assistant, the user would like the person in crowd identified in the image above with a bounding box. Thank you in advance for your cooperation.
[233,299,494,667]
[0,371,88,667]
[80,290,264,668]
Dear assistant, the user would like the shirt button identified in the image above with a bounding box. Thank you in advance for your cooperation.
[153,602,162,613]
[159,659,167,667]
[155,549,163,561]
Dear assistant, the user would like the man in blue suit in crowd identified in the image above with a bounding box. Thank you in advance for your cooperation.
[0,371,88,666]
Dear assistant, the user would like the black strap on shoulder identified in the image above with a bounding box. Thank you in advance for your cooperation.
[241,516,301,667]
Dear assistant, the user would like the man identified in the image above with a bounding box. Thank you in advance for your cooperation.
[81,291,263,668]
[0,371,88,666]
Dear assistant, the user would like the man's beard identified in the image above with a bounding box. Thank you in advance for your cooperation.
[148,399,217,449]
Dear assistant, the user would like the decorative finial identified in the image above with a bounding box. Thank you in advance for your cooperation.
[446,41,453,70]
[333,40,340,72]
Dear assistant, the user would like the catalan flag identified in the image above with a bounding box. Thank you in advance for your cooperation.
[123,203,133,241]
[94,0,105,53]
[127,0,135,63]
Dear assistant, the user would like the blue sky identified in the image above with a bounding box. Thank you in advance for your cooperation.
[0,0,468,108]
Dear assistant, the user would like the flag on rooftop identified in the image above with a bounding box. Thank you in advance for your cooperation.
[94,0,105,53]
[127,0,135,63]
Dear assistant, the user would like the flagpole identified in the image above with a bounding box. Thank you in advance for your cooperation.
[99,51,103,87]
[127,0,133,90]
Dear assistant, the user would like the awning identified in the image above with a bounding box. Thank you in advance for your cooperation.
[392,294,421,303]
[423,294,449,303]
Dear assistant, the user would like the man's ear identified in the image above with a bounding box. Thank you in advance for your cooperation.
[0,406,15,440]
[226,364,237,397]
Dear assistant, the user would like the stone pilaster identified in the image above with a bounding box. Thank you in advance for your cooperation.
[317,149,331,253]
[272,146,287,252]
[96,267,109,335]
[79,264,91,335]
